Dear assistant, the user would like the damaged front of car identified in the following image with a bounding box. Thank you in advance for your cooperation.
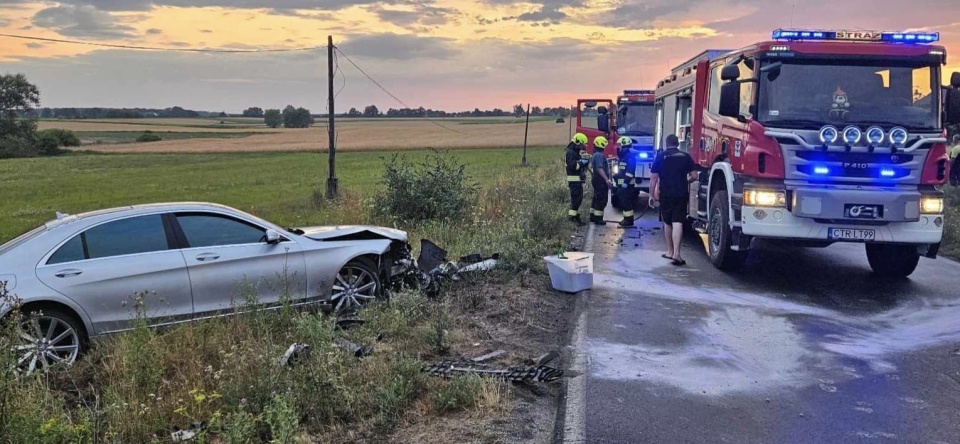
[293,225,419,302]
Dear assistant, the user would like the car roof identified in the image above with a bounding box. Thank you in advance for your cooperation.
[43,202,235,230]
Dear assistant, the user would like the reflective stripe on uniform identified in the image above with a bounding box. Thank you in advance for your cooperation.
[568,209,579,216]
[567,176,581,182]
[623,210,634,217]
[592,210,603,217]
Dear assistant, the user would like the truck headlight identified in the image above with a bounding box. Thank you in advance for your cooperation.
[744,189,786,208]
[920,197,943,214]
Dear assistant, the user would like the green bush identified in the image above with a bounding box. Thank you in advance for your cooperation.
[375,151,477,223]
[36,129,80,147]
[0,136,37,159]
[35,132,63,157]
[137,132,162,142]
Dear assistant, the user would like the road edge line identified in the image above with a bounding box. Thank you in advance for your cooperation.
[554,222,595,444]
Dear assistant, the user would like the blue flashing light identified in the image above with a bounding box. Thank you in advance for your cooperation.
[638,152,651,160]
[880,168,896,178]
[772,28,939,44]
[813,166,831,175]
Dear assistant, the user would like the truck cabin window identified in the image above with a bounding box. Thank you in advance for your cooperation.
[758,60,939,131]
[617,104,656,136]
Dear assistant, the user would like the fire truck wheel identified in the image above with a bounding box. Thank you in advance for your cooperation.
[708,190,747,270]
[865,244,920,278]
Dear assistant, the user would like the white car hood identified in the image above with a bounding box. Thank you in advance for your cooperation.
[298,225,408,242]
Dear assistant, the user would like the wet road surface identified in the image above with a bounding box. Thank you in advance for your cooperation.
[564,206,960,444]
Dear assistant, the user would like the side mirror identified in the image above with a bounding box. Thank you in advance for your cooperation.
[265,229,281,245]
[718,82,741,118]
[946,89,960,126]
[721,64,741,81]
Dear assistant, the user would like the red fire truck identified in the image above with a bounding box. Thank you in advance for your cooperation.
[576,90,657,194]
[653,29,958,277]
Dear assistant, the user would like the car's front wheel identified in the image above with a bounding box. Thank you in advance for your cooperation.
[330,258,382,313]
[14,308,85,375]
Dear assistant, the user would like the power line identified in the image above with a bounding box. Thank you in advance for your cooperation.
[333,45,463,134]
[0,33,324,53]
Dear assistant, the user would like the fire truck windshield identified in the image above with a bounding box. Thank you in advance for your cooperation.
[617,103,656,136]
[757,60,940,132]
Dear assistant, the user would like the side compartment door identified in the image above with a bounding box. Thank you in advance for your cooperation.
[576,99,616,153]
[36,214,193,335]
[173,212,307,318]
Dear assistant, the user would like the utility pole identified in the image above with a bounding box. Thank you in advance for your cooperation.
[522,103,530,167]
[568,104,574,141]
[326,35,339,199]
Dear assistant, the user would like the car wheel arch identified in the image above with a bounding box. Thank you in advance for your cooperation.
[10,300,91,342]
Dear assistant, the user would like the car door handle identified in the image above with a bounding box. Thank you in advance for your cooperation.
[54,269,83,278]
[195,253,221,262]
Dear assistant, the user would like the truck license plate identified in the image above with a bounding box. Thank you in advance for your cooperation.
[829,228,876,241]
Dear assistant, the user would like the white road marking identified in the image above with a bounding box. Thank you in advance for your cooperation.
[561,221,594,444]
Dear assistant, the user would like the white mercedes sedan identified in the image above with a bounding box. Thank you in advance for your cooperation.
[0,203,412,373]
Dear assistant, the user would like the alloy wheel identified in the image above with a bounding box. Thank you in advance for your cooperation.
[331,266,378,313]
[14,316,80,375]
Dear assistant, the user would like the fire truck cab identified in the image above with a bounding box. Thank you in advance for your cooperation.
[654,29,959,277]
[576,91,657,210]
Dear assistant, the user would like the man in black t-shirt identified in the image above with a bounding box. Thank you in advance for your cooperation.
[650,134,698,266]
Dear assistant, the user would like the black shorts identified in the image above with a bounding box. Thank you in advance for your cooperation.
[660,197,687,224]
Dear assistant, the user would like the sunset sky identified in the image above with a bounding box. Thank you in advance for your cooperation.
[1,0,959,112]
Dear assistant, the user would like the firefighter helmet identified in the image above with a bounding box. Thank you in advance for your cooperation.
[617,136,633,147]
[572,133,588,145]
[594,136,609,149]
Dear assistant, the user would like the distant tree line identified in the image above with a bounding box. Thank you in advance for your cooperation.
[22,106,223,119]
[340,104,571,118]
[262,105,313,128]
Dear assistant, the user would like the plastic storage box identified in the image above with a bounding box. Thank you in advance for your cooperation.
[543,253,594,293]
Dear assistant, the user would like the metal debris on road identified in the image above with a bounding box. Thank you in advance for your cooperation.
[278,343,311,367]
[421,360,564,383]
[471,349,507,363]
[335,338,373,358]
[535,350,560,366]
[171,422,205,442]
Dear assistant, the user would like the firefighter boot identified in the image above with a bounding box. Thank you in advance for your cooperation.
[569,214,585,226]
[593,210,606,225]
[618,210,635,228]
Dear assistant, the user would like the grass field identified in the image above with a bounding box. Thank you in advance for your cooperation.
[37,117,572,153]
[0,147,561,243]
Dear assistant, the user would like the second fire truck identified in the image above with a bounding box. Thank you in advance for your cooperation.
[654,29,958,277]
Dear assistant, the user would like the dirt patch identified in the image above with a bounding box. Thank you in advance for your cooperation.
[386,274,576,444]
[40,119,569,153]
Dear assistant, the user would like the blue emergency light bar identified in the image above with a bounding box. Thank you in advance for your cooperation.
[772,29,939,44]
[623,90,655,95]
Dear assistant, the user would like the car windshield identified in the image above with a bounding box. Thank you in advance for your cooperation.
[758,60,940,131]
[617,104,656,136]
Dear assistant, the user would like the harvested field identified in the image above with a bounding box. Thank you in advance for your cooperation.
[38,117,572,153]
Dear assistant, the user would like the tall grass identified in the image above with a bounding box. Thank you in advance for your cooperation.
[0,155,572,443]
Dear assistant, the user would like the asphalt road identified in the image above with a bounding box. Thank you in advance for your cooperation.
[561,205,960,444]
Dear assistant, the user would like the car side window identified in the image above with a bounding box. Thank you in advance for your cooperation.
[85,215,169,259]
[48,215,170,264]
[176,214,266,248]
[47,235,85,265]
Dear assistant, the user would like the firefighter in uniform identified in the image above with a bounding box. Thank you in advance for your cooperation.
[617,137,638,228]
[589,136,611,225]
[566,133,589,224]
